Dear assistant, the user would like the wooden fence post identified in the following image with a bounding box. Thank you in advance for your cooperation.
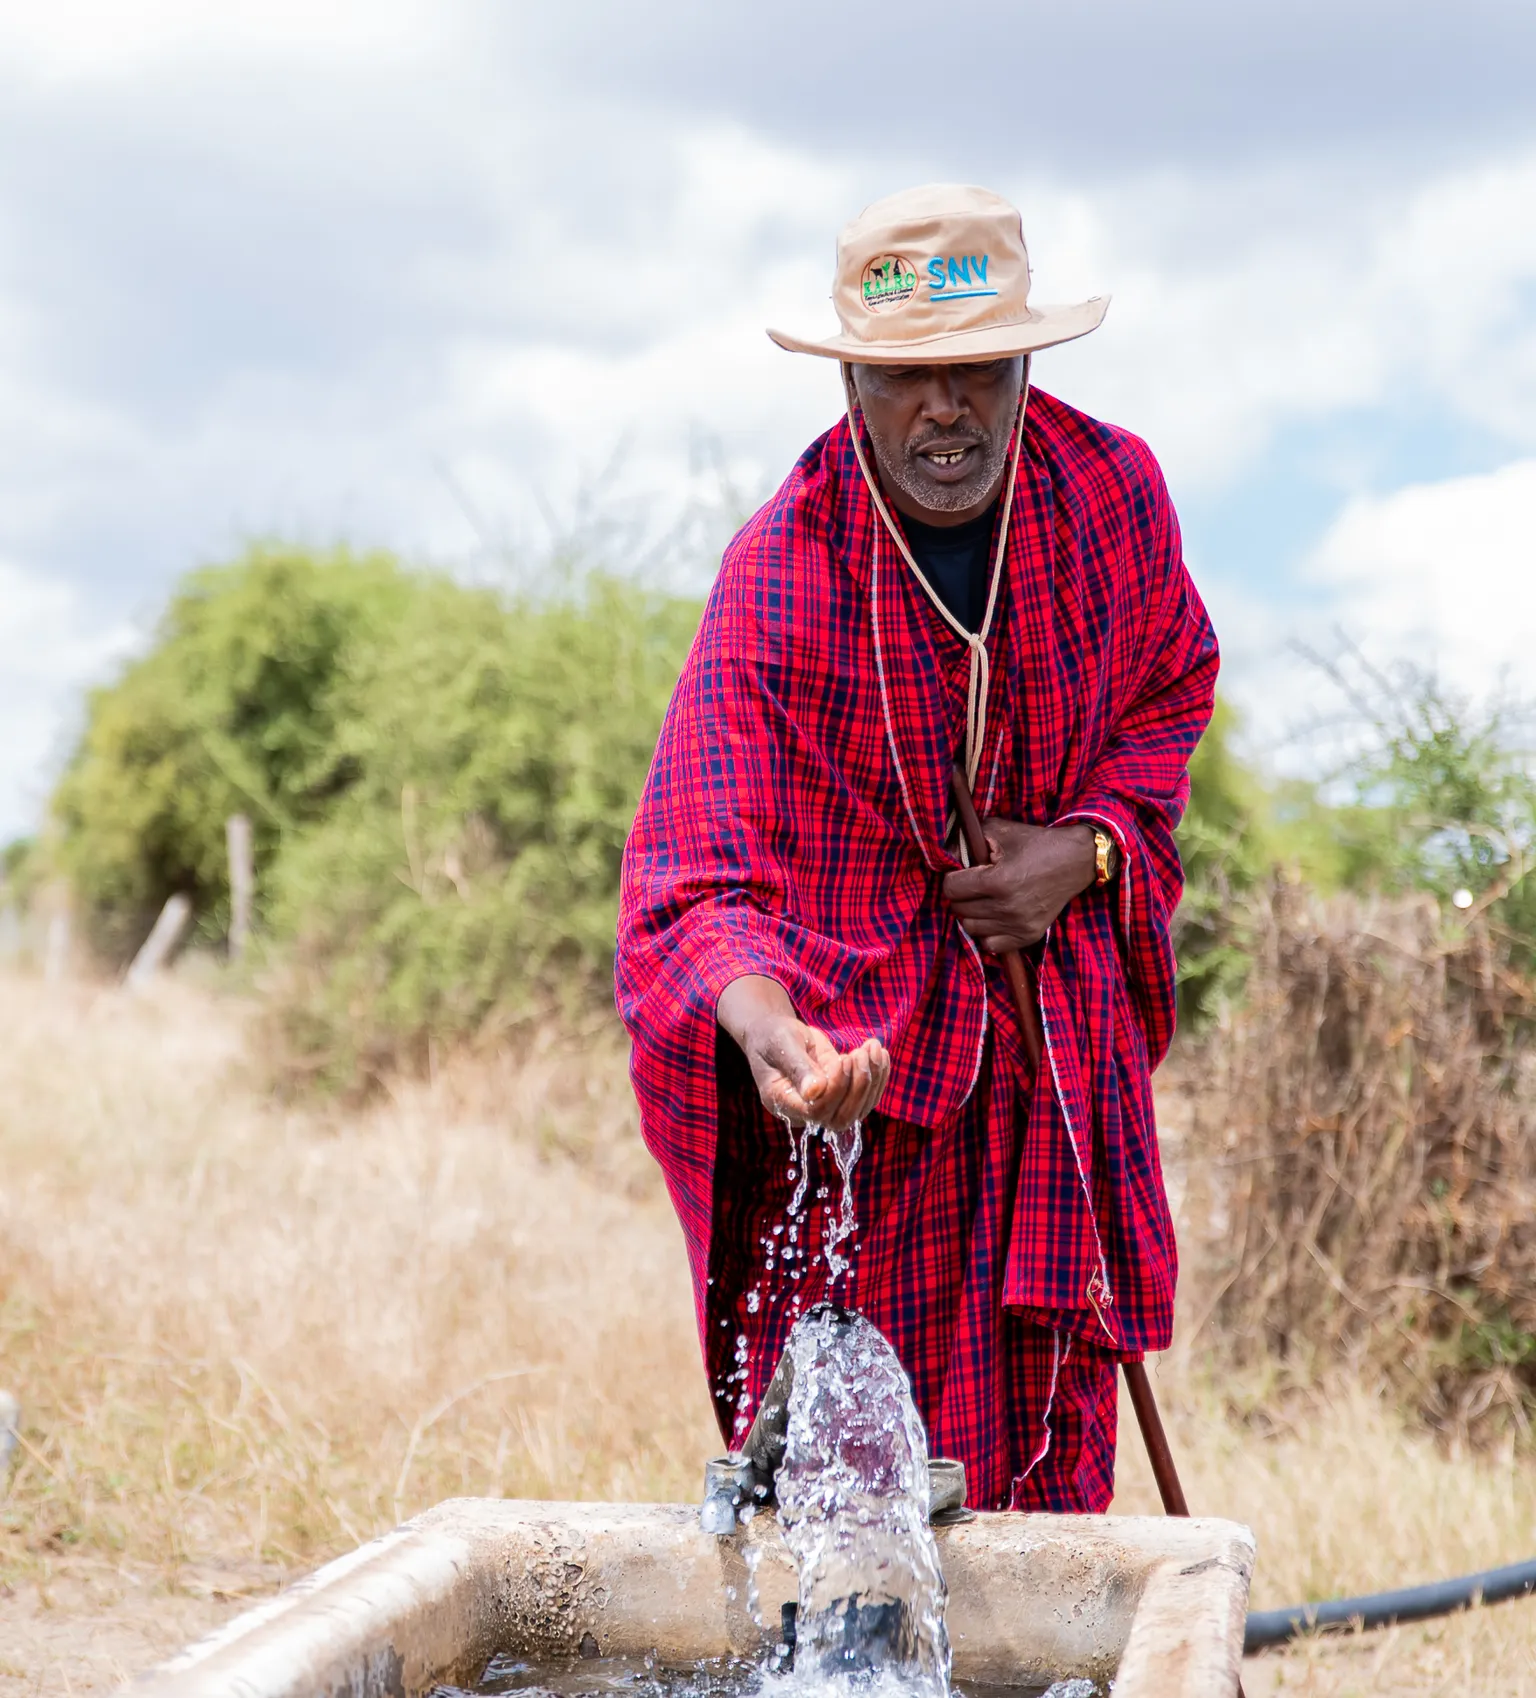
[0,1391,18,1479]
[227,813,253,962]
[41,880,71,983]
[126,893,192,990]
[0,899,21,963]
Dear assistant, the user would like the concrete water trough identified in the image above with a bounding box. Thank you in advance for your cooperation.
[136,1498,1254,1697]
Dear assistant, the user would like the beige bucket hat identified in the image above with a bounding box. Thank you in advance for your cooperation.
[768,183,1108,364]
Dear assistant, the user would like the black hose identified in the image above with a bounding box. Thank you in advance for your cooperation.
[1244,1554,1536,1652]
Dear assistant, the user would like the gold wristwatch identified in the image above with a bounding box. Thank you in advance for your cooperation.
[1091,827,1119,887]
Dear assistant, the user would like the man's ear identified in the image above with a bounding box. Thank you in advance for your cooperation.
[841,361,862,416]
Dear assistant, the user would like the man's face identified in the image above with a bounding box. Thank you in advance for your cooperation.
[850,356,1026,526]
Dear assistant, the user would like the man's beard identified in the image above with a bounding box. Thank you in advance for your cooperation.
[871,424,1015,516]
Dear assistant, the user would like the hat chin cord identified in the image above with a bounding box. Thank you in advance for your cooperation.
[840,357,1032,811]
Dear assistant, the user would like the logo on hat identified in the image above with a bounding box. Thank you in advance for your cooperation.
[860,254,917,314]
[927,255,998,301]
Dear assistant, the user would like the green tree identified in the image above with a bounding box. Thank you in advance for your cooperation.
[262,570,701,1084]
[51,543,703,1085]
[53,546,414,959]
[1310,651,1536,965]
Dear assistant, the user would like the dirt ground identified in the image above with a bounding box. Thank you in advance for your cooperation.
[4,967,1536,1695]
[0,1565,272,1695]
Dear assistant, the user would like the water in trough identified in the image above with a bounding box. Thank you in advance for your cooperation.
[438,1654,1097,1698]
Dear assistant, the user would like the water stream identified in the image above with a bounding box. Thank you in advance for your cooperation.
[818,1124,863,1282]
[774,1307,948,1696]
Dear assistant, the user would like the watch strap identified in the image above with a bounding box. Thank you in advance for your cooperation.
[1092,827,1118,887]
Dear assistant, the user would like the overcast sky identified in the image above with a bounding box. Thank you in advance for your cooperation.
[2,0,1535,836]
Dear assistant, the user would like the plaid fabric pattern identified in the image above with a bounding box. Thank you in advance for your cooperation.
[1007,1330,1120,1513]
[709,1034,1120,1511]
[616,389,1218,1495]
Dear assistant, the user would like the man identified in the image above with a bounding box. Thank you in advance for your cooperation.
[616,185,1217,1512]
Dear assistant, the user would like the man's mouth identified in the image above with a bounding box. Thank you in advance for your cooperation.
[914,440,983,480]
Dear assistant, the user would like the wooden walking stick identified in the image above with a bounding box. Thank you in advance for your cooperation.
[947,765,1193,1522]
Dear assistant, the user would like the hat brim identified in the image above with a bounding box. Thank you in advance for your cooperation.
[766,296,1109,362]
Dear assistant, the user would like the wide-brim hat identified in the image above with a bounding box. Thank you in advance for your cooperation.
[767,183,1108,364]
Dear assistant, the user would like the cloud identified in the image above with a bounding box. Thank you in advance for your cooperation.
[42,0,1520,180]
[0,0,442,83]
[1303,458,1536,694]
[1024,150,1536,496]
[522,0,1536,173]
[1204,456,1536,769]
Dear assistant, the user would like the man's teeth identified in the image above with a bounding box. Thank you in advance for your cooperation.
[928,449,969,465]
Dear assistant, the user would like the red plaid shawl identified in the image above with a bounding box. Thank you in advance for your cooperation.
[616,388,1217,1450]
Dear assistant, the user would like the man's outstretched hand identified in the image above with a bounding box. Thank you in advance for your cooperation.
[943,819,1097,954]
[717,974,890,1130]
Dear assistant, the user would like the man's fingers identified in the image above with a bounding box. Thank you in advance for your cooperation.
[804,1039,892,1129]
[845,1046,869,1110]
[954,910,1040,951]
[981,817,1047,848]
[952,899,1021,929]
[757,1025,829,1120]
[943,864,999,902]
[759,1024,893,1131]
[947,890,1024,925]
[854,1042,890,1121]
[800,1044,851,1117]
[781,1023,840,1097]
[956,910,1035,944]
[833,1040,880,1125]
[762,1075,816,1125]
[820,1054,863,1128]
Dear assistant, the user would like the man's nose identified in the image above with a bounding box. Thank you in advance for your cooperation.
[917,373,967,427]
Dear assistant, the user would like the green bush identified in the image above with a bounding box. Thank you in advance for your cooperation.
[1320,659,1536,961]
[263,571,702,1085]
[53,546,417,960]
[1173,699,1274,1023]
[1,836,38,902]
[52,545,702,1084]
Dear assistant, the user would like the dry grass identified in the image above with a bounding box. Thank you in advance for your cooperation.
[3,967,1536,1694]
[0,967,717,1691]
[1179,883,1536,1436]
[1116,1375,1536,1695]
